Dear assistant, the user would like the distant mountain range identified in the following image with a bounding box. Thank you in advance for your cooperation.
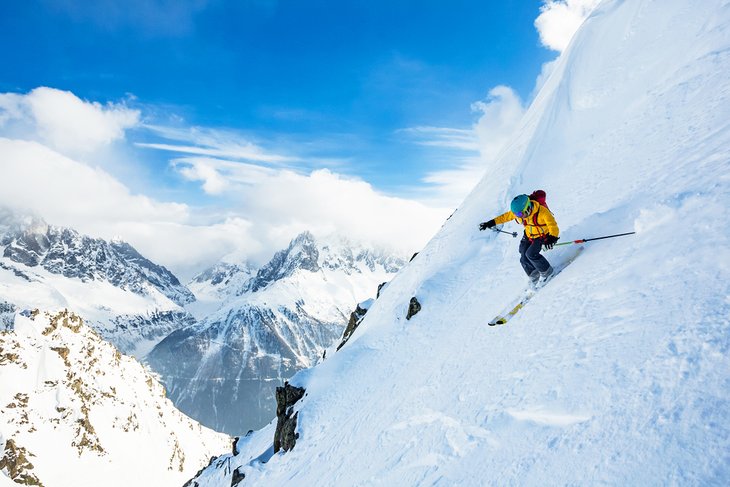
[0,212,406,437]
[149,231,405,434]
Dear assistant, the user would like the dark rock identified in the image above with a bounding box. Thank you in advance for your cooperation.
[406,297,421,320]
[231,467,246,487]
[336,303,369,351]
[410,252,419,262]
[0,301,17,330]
[273,382,305,453]
[376,281,388,298]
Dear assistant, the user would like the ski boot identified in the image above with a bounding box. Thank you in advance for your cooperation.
[539,266,554,285]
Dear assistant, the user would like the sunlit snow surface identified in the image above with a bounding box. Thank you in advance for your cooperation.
[193,0,730,485]
[0,312,229,487]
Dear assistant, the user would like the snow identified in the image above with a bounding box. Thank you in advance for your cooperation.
[0,255,189,358]
[190,0,730,485]
[0,311,230,487]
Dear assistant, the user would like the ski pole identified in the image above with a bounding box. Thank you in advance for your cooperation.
[492,228,518,238]
[554,231,636,246]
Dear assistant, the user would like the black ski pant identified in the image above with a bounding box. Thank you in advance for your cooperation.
[518,236,551,276]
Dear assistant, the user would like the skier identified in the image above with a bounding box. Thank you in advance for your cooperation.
[479,193,560,285]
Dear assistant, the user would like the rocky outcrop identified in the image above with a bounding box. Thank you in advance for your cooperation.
[273,382,306,453]
[406,297,421,320]
[340,310,364,346]
[231,467,246,487]
[336,302,369,351]
[0,438,43,486]
[245,232,320,293]
[377,281,389,298]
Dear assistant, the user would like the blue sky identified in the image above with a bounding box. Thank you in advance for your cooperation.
[2,0,550,192]
[0,0,594,276]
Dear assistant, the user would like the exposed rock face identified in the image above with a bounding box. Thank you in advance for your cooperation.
[377,281,388,298]
[231,467,246,486]
[406,297,422,320]
[147,305,319,434]
[244,232,320,293]
[1,223,194,306]
[0,300,17,330]
[337,302,370,351]
[274,382,306,453]
[0,438,43,486]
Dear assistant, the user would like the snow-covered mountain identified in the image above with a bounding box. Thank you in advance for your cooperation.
[1,215,193,306]
[0,214,196,357]
[186,0,730,485]
[148,232,405,435]
[0,309,229,487]
[186,261,256,320]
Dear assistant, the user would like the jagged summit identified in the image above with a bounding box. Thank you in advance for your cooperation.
[0,216,194,307]
[0,212,198,358]
[245,231,404,294]
[244,231,320,293]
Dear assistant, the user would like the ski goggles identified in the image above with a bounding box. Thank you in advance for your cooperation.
[514,202,533,218]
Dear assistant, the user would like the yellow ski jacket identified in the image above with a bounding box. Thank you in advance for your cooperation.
[494,201,559,240]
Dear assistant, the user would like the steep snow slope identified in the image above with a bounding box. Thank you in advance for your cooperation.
[190,0,730,485]
[148,232,404,435]
[0,310,229,487]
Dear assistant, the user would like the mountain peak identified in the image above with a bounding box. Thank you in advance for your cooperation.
[0,220,194,306]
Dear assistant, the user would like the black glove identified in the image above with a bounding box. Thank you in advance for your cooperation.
[542,234,559,250]
[479,219,496,231]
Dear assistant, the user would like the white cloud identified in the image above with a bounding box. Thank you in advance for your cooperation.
[0,137,262,279]
[172,157,277,193]
[168,157,449,259]
[471,86,526,162]
[0,87,449,278]
[400,126,480,152]
[535,0,602,52]
[139,125,298,164]
[0,87,140,154]
[240,168,448,257]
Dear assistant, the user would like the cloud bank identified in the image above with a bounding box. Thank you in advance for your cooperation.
[0,87,140,154]
[535,0,602,52]
[0,88,448,278]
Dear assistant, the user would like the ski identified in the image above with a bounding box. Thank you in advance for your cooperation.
[488,246,583,327]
